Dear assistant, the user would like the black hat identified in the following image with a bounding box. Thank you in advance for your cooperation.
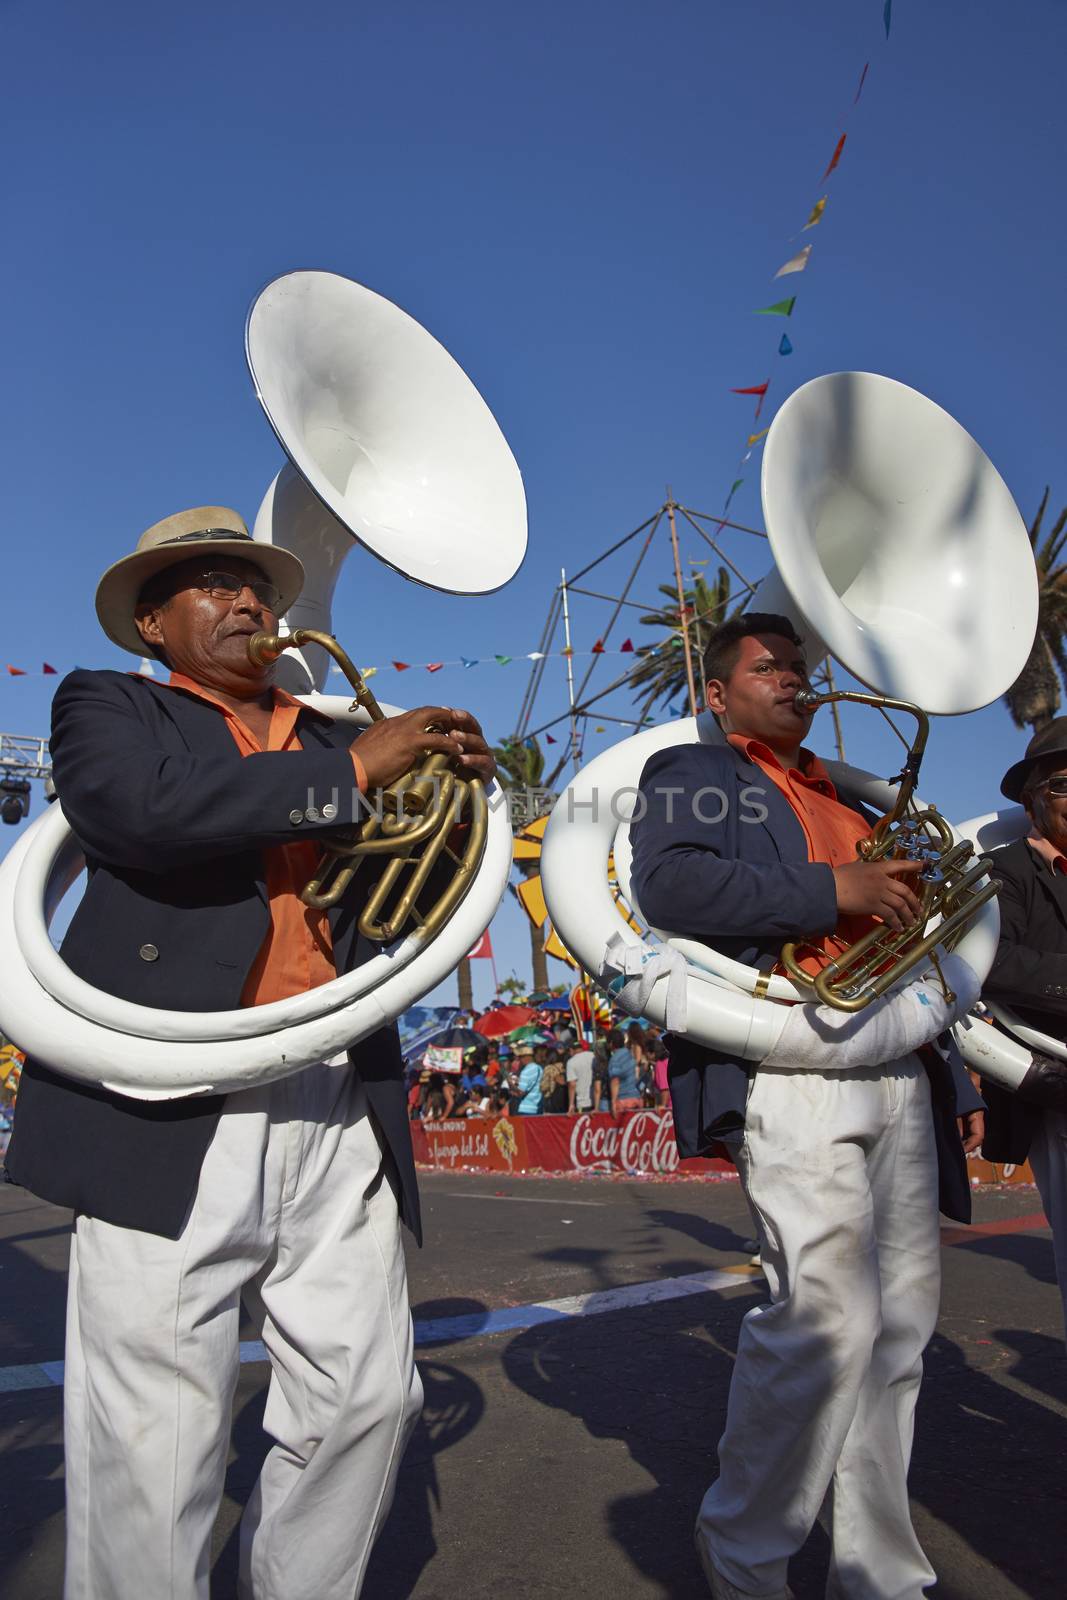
[1001,716,1067,802]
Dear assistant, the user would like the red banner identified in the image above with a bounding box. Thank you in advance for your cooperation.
[411,1109,734,1179]
[411,1111,1035,1187]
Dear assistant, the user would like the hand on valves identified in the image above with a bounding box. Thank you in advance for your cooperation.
[351,705,496,791]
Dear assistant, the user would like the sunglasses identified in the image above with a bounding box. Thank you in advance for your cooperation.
[195,570,281,612]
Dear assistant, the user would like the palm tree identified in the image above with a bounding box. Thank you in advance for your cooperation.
[1004,488,1067,733]
[456,955,473,1013]
[629,568,733,713]
[491,735,551,992]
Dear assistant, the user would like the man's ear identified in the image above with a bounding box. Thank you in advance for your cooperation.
[133,602,164,651]
[705,677,727,717]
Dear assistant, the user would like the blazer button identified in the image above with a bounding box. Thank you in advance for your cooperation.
[306,805,320,822]
[139,944,159,962]
[322,803,338,821]
[289,809,304,825]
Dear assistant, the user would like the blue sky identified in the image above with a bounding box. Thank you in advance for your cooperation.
[2,0,1064,1009]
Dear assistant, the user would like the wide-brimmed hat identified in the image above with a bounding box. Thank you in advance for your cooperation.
[95,506,305,656]
[1001,716,1067,802]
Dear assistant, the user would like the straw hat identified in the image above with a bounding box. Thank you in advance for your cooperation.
[95,506,305,656]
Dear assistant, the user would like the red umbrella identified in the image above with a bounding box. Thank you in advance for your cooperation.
[474,1005,534,1038]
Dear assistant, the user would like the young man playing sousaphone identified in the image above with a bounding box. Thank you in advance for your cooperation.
[5,507,496,1600]
[629,613,985,1600]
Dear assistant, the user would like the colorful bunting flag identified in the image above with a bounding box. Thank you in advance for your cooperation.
[426,662,444,673]
[392,661,410,671]
[461,657,478,668]
[803,196,828,230]
[594,726,605,733]
[363,667,378,679]
[854,63,869,103]
[822,134,846,180]
[747,428,770,447]
[724,478,744,513]
[755,296,796,316]
[495,655,512,665]
[591,640,605,654]
[43,663,57,675]
[779,333,794,356]
[138,657,156,677]
[561,647,574,657]
[775,245,811,279]
[7,666,25,677]
[732,381,769,418]
[526,652,544,660]
[620,639,634,652]
[883,0,892,39]
[546,733,557,744]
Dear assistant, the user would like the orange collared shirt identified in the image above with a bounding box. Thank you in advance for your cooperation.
[728,733,880,976]
[164,672,362,1006]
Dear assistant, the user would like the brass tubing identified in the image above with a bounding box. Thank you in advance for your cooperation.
[248,628,488,939]
[780,684,1001,1012]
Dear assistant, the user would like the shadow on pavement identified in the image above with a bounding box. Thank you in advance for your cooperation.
[365,1300,488,1600]
[499,1284,799,1598]
[950,1229,1058,1292]
[642,1208,751,1256]
[909,1330,1067,1600]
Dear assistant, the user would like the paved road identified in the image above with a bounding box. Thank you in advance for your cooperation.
[1,1170,1064,1598]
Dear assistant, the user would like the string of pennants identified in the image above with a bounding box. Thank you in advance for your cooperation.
[719,0,893,520]
[2,640,671,682]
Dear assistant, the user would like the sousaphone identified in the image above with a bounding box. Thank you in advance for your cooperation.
[0,271,527,1098]
[540,372,1040,1085]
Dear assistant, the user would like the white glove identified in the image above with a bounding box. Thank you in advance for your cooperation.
[759,953,981,1073]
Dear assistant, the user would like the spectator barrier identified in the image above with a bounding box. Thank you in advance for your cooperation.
[412,1108,1035,1185]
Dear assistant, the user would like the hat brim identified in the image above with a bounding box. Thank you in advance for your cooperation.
[1001,741,1067,802]
[95,540,306,657]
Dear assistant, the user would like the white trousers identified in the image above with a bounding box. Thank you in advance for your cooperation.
[697,1056,941,1600]
[63,1061,423,1600]
[1028,1107,1067,1347]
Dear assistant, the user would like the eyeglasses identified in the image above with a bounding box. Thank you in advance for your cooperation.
[1034,776,1067,797]
[195,571,281,612]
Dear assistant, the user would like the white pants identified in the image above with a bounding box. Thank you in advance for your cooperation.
[697,1055,941,1600]
[63,1061,423,1600]
[1028,1107,1067,1347]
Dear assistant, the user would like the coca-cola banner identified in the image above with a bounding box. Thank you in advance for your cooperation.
[410,1112,1034,1186]
[410,1110,734,1178]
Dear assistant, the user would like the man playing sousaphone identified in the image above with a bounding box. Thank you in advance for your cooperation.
[5,507,495,1600]
[630,613,985,1600]
[981,718,1067,1349]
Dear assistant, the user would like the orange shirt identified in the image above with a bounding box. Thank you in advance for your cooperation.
[164,673,363,1006]
[728,734,879,976]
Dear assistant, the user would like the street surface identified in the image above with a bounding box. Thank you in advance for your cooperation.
[0,1170,1063,1599]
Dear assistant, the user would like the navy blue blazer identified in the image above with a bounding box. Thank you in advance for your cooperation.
[629,733,977,1222]
[5,669,422,1243]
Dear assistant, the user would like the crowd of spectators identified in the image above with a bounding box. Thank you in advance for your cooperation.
[407,1021,669,1122]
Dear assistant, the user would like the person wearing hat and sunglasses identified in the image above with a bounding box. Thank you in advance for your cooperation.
[980,719,1067,1346]
[5,507,495,1600]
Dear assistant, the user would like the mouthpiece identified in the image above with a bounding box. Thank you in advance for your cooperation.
[247,631,289,667]
[794,689,821,713]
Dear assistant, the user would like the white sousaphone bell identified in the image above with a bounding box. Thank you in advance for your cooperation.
[540,371,1045,1091]
[0,270,527,1098]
